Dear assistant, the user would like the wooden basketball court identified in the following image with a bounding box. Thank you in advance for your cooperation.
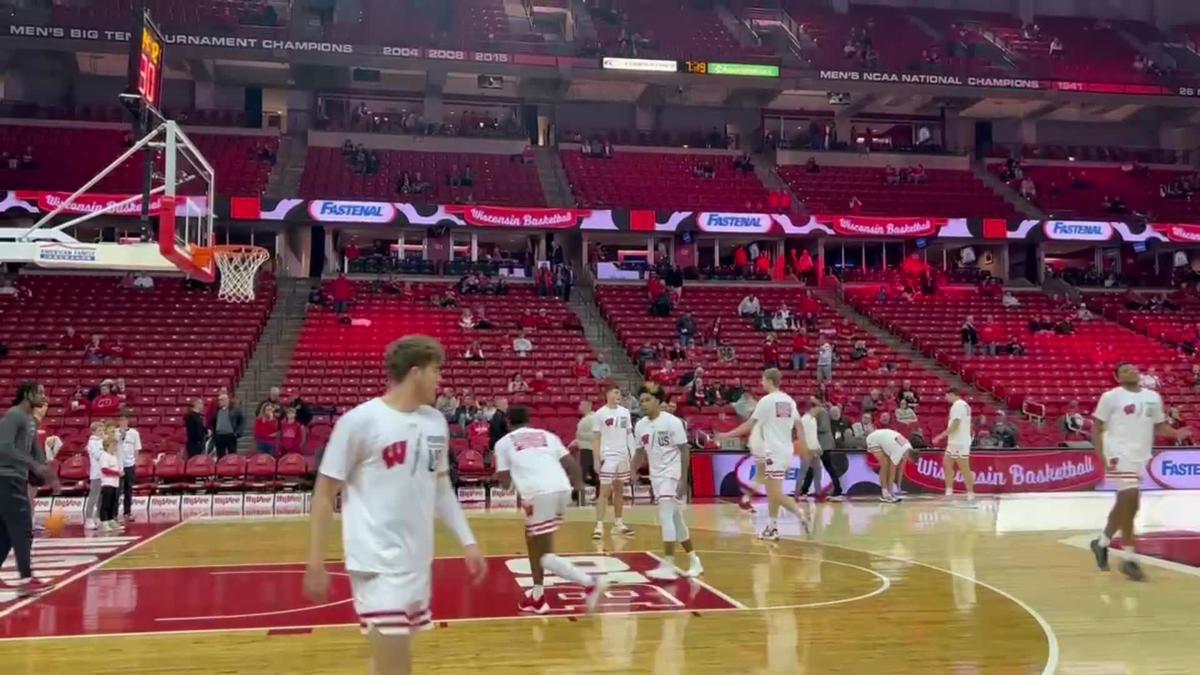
[3,493,1200,673]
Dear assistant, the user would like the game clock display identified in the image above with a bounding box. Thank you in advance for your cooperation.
[602,57,779,78]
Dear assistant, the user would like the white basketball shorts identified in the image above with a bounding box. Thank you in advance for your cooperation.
[598,456,631,484]
[652,478,679,503]
[1105,454,1147,491]
[945,443,971,458]
[764,447,793,480]
[350,569,432,636]
[523,490,571,536]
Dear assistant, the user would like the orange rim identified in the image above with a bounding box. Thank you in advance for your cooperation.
[191,246,214,271]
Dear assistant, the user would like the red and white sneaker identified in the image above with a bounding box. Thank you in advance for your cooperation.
[517,592,549,614]
[10,577,51,597]
[738,497,756,513]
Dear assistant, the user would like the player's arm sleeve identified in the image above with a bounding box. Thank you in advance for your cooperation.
[318,412,357,481]
[671,417,688,446]
[751,398,768,424]
[493,440,510,470]
[436,473,478,548]
[551,433,569,459]
[1150,393,1167,424]
[132,430,142,452]
[1090,391,1111,424]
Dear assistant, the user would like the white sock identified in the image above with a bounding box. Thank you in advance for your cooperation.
[614,517,624,526]
[540,553,594,587]
[690,552,700,564]
[944,489,953,496]
[531,584,544,599]
[768,518,777,529]
[1098,533,1111,547]
[594,521,603,529]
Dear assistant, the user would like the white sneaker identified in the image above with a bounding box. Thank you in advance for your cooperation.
[614,522,635,536]
[682,556,704,578]
[591,524,603,540]
[84,519,98,531]
[584,576,610,613]
[757,526,780,541]
[646,564,679,581]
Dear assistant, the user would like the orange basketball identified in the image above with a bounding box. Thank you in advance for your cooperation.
[43,511,67,536]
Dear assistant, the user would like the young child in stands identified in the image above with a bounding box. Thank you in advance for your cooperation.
[98,433,123,533]
[278,406,306,455]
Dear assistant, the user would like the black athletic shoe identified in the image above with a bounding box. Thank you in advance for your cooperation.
[1090,538,1110,571]
[1120,560,1146,582]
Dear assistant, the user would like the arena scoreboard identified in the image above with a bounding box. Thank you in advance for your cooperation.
[128,11,165,112]
[601,57,779,78]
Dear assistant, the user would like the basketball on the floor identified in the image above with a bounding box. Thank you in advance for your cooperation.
[44,510,67,536]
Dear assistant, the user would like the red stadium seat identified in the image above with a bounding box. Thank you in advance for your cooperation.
[185,454,217,492]
[214,454,247,491]
[276,453,311,490]
[245,454,279,491]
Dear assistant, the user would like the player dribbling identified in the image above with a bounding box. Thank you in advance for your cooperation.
[866,428,917,503]
[592,385,636,539]
[494,406,609,613]
[634,383,703,580]
[303,336,486,675]
[1089,363,1190,581]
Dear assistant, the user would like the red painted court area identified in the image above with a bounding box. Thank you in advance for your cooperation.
[1113,531,1200,567]
[0,552,737,639]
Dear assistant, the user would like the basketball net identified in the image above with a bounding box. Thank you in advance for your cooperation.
[208,245,270,302]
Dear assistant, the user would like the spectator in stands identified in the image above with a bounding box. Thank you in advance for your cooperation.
[960,315,979,356]
[1049,37,1064,57]
[704,317,723,348]
[1001,291,1020,308]
[1075,304,1094,322]
[1061,400,1087,440]
[738,293,761,317]
[511,330,533,358]
[1053,317,1076,335]
[861,388,882,414]
[693,161,716,179]
[895,399,918,427]
[1029,314,1053,334]
[762,334,780,369]
[59,326,87,350]
[254,403,279,455]
[102,336,128,364]
[528,371,551,395]
[1019,176,1037,199]
[885,165,899,185]
[83,334,104,365]
[850,339,868,361]
[488,397,509,452]
[435,388,460,421]
[911,164,928,184]
[565,354,589,379]
[185,398,208,457]
[733,152,754,174]
[1188,364,1200,390]
[258,386,283,417]
[90,381,121,417]
[19,145,33,169]
[328,274,354,315]
[1006,334,1026,355]
[507,373,530,394]
[210,393,245,458]
[805,157,820,174]
[849,195,863,212]
[791,329,809,371]
[1166,407,1187,445]
[458,309,477,331]
[771,304,792,332]
[131,272,154,289]
[590,354,611,380]
[992,411,1018,448]
[718,343,736,363]
[676,312,697,348]
[898,380,920,408]
[1139,368,1161,390]
[816,342,835,381]
[850,413,875,446]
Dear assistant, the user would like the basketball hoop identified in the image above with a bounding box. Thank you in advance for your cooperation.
[201,245,270,303]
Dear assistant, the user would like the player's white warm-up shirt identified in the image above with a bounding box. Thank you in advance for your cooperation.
[946,398,973,452]
[592,405,633,458]
[866,429,910,462]
[1092,386,1165,463]
[319,399,449,575]
[752,391,800,455]
[493,426,572,499]
[635,412,688,481]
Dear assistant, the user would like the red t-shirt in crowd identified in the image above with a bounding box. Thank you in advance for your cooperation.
[278,419,304,454]
[329,276,354,302]
[83,341,103,359]
[571,362,590,378]
[865,356,881,371]
[652,368,676,386]
[647,277,666,299]
[763,343,780,366]
[519,314,539,330]
[467,420,490,450]
[979,323,1001,345]
[61,332,88,350]
[344,243,361,261]
[255,418,280,444]
[529,377,551,395]
[791,333,807,353]
[797,251,815,274]
[90,394,121,416]
[734,247,749,267]
[103,342,129,359]
[537,314,555,329]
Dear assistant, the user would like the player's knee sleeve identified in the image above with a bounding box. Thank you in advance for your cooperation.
[672,508,689,542]
[657,499,677,541]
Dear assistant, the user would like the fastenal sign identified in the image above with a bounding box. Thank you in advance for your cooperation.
[1043,220,1114,241]
[696,212,775,233]
[307,200,396,223]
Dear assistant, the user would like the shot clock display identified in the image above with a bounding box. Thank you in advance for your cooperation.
[602,57,779,78]
[128,11,165,111]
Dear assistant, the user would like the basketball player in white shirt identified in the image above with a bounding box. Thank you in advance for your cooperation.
[866,428,917,503]
[633,383,702,580]
[932,387,975,501]
[1090,363,1190,581]
[494,406,608,613]
[717,369,812,541]
[303,336,485,675]
[592,385,635,539]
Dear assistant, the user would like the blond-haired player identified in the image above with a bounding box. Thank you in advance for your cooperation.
[1090,362,1190,581]
[718,368,812,541]
[592,384,635,539]
[303,336,486,675]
